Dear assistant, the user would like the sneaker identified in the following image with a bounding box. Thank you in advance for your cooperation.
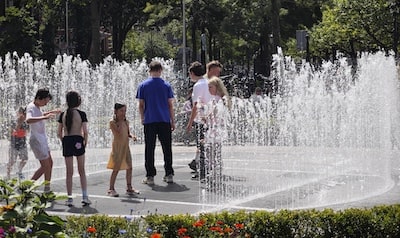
[107,189,119,197]
[163,175,173,183]
[126,188,140,195]
[65,198,73,207]
[142,176,154,185]
[188,159,197,171]
[43,186,51,194]
[16,172,25,180]
[82,197,91,206]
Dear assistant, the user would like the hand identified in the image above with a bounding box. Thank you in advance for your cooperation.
[46,113,56,119]
[186,124,192,133]
[53,108,62,114]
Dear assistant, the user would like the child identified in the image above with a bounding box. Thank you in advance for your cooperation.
[57,91,90,206]
[26,88,60,193]
[107,103,139,197]
[204,76,230,189]
[7,107,29,180]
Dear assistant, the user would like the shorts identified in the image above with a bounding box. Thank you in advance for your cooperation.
[62,135,85,157]
[29,135,50,161]
[8,146,28,163]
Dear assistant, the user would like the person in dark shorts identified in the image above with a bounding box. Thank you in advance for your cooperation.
[57,91,90,207]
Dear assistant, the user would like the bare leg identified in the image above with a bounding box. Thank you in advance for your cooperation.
[18,160,27,173]
[76,155,87,194]
[109,170,119,190]
[126,168,132,189]
[43,153,53,184]
[31,163,45,180]
[65,156,74,196]
[31,153,53,190]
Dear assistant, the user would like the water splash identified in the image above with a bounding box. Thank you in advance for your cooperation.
[1,50,398,210]
[201,49,400,210]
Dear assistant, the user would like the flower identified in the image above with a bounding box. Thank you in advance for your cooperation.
[8,226,16,233]
[234,223,244,229]
[177,227,187,236]
[87,226,96,233]
[146,227,153,234]
[75,142,82,149]
[193,219,205,227]
[150,233,162,238]
[224,227,233,233]
[118,229,126,234]
[125,215,133,222]
[209,226,223,234]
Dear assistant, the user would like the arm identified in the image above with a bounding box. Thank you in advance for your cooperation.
[82,122,88,146]
[109,120,122,135]
[57,123,63,140]
[26,114,54,124]
[186,102,198,132]
[168,98,175,131]
[43,108,61,116]
[138,99,145,124]
[126,121,137,141]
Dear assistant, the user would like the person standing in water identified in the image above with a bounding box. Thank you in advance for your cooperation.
[57,91,91,206]
[6,106,29,180]
[107,103,140,196]
[26,88,60,193]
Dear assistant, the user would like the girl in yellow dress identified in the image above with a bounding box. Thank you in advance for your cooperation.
[107,103,139,197]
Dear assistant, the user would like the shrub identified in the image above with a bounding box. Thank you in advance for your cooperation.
[0,178,66,237]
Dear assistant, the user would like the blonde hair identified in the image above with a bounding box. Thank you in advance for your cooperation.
[209,76,231,108]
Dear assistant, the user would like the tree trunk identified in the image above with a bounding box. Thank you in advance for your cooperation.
[89,0,103,64]
[271,0,281,53]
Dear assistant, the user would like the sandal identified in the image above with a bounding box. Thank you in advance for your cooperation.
[107,189,119,197]
[126,188,140,195]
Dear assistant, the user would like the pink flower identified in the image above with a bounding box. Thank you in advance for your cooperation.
[75,142,82,149]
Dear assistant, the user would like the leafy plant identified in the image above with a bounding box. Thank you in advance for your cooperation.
[0,178,66,237]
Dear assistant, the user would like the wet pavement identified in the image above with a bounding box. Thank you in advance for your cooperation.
[1,142,399,218]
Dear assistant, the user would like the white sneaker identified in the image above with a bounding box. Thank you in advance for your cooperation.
[142,176,154,185]
[82,197,91,206]
[163,175,173,183]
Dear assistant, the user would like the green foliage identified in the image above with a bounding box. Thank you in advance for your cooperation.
[0,178,66,237]
[1,180,400,238]
[0,7,38,58]
[65,214,146,237]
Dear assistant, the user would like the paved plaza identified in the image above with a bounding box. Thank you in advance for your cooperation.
[1,141,399,218]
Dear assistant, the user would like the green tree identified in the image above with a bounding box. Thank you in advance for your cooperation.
[310,0,398,60]
[103,0,147,61]
[0,7,38,57]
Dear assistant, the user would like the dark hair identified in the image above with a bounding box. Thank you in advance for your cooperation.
[114,103,126,110]
[65,91,82,133]
[35,88,52,100]
[18,106,26,114]
[188,61,205,76]
[148,61,163,72]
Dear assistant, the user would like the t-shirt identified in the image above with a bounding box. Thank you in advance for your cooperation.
[58,109,88,136]
[192,78,212,122]
[26,102,45,138]
[10,121,29,150]
[136,77,174,124]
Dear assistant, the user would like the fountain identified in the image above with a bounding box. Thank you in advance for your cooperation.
[0,49,398,210]
[203,49,400,210]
